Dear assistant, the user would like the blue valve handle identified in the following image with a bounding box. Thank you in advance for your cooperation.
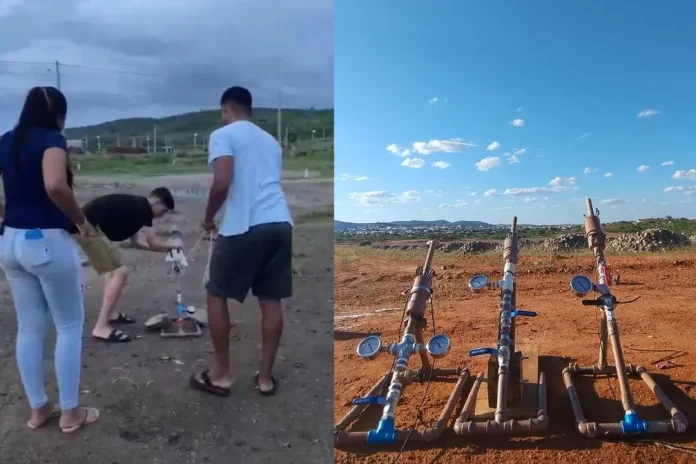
[511,310,537,318]
[352,396,387,405]
[469,347,498,357]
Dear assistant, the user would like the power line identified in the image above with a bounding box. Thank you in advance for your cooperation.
[0,59,165,78]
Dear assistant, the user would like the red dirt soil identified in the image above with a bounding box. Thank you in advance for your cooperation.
[334,245,696,464]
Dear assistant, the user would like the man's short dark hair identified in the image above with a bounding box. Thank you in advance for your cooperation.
[150,187,175,210]
[220,86,252,114]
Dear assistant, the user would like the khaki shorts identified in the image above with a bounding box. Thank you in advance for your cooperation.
[74,227,122,275]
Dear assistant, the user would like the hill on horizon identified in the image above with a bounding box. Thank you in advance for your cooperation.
[64,107,334,149]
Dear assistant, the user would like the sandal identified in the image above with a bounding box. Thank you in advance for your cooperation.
[93,328,132,343]
[109,312,135,324]
[27,404,60,429]
[254,372,277,396]
[189,370,231,397]
[60,407,100,434]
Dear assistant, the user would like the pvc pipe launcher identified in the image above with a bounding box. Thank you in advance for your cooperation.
[561,199,688,437]
[334,240,469,447]
[453,216,549,436]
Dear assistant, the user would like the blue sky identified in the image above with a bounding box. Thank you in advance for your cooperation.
[335,1,696,225]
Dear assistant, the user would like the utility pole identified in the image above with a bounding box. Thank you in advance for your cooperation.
[55,61,61,90]
[153,124,158,155]
[116,133,121,147]
[146,134,150,154]
[193,133,198,149]
[277,92,282,144]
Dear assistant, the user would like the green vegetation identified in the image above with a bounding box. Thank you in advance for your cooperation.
[71,146,333,177]
[64,107,333,148]
[296,209,334,225]
[283,147,333,177]
[601,217,696,235]
[72,154,208,174]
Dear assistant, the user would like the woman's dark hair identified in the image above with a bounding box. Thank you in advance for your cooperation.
[10,86,72,186]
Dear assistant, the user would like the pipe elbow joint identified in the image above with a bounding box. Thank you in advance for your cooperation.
[673,412,689,433]
[577,420,598,438]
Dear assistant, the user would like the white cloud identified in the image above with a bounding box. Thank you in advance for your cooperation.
[336,174,369,181]
[502,177,578,196]
[512,148,527,155]
[475,156,502,172]
[583,167,597,174]
[349,190,421,205]
[600,198,628,206]
[487,141,500,151]
[510,118,525,127]
[438,199,467,208]
[484,189,498,197]
[468,192,478,196]
[673,169,696,180]
[637,109,661,118]
[637,165,650,172]
[474,199,483,204]
[517,106,524,112]
[662,160,674,166]
[432,161,451,169]
[507,155,520,164]
[412,138,476,155]
[576,133,590,140]
[523,197,537,203]
[401,157,426,168]
[388,139,477,157]
[428,96,447,104]
[604,172,613,177]
[386,143,411,157]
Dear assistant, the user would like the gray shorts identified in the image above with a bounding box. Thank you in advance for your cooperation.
[206,222,293,303]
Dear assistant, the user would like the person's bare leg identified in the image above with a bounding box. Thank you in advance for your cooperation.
[91,266,128,339]
[258,297,283,392]
[205,294,236,388]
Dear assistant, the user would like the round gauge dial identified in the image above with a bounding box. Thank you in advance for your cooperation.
[468,274,489,292]
[426,334,451,359]
[570,274,593,296]
[357,335,383,360]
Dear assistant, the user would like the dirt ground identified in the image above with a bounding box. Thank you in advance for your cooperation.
[334,244,696,464]
[0,173,334,464]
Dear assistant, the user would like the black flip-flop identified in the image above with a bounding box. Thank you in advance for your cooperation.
[190,370,231,397]
[254,372,277,396]
[93,328,132,343]
[110,312,135,324]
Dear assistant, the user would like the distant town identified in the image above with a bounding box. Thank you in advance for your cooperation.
[334,220,579,241]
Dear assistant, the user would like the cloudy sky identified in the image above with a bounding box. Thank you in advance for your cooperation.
[0,0,333,128]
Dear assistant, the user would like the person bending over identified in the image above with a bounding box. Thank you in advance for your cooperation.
[82,188,179,342]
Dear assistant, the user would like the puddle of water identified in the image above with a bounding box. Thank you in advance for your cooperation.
[172,188,207,198]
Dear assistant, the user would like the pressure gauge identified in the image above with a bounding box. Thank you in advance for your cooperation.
[468,274,489,293]
[426,334,451,359]
[357,335,383,360]
[570,274,593,297]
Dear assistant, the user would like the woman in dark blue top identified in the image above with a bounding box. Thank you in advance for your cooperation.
[0,86,99,432]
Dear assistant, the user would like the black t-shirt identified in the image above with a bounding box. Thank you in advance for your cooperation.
[83,194,154,242]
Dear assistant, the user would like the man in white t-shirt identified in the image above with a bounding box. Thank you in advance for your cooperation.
[189,86,293,398]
